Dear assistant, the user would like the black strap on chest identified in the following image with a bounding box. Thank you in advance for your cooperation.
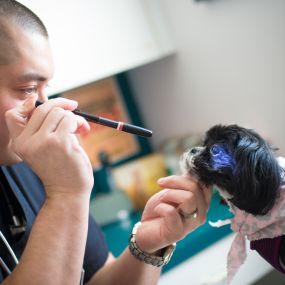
[0,169,26,244]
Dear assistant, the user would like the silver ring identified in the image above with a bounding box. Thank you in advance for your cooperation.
[178,208,198,220]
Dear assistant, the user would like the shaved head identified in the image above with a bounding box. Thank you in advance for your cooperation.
[0,0,48,65]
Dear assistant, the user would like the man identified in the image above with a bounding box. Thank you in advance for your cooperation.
[0,1,212,284]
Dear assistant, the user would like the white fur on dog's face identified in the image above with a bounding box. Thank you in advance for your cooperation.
[180,146,204,181]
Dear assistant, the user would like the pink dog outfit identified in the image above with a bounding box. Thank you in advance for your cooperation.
[210,157,285,283]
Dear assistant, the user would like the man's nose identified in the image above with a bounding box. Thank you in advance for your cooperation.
[37,89,48,102]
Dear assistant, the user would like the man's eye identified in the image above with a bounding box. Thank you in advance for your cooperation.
[21,87,38,95]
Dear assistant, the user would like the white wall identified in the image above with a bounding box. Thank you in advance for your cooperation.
[19,0,175,95]
[128,0,285,155]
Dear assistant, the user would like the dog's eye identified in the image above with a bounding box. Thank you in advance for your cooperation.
[210,145,222,156]
[190,147,199,155]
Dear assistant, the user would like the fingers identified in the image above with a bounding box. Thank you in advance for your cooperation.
[6,97,90,151]
[160,189,197,213]
[23,98,78,137]
[202,186,212,210]
[158,175,212,208]
[188,189,206,223]
[154,203,183,239]
[160,188,206,224]
[139,175,213,251]
[158,175,198,188]
[157,175,213,224]
[158,175,197,190]
[5,95,38,139]
[39,107,90,135]
[55,112,90,135]
[38,107,67,133]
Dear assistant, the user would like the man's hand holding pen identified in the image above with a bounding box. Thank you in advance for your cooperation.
[36,100,153,138]
[5,96,94,198]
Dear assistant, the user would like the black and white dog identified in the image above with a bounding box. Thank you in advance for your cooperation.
[180,124,284,215]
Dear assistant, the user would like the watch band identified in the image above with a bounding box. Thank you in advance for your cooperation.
[128,222,176,267]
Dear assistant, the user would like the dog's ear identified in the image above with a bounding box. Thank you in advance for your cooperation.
[229,137,281,215]
[204,144,237,186]
[193,144,237,188]
[210,144,235,172]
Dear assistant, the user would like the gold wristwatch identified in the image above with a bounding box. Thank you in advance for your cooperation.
[128,222,176,267]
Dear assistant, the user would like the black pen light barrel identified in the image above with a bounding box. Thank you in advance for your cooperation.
[35,101,152,138]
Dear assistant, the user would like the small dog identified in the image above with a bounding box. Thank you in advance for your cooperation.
[180,124,285,282]
[180,124,283,215]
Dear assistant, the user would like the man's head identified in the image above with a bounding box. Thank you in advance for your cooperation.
[0,0,54,164]
[0,0,48,65]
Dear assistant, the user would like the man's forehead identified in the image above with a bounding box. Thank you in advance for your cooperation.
[0,21,20,65]
[0,22,54,83]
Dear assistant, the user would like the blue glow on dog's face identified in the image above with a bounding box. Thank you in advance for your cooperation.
[210,144,236,171]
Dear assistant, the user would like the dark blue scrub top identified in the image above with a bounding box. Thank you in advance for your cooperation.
[0,162,108,283]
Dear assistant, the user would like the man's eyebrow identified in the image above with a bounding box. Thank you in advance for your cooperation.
[18,72,48,82]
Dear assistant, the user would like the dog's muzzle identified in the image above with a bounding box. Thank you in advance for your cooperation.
[180,146,204,176]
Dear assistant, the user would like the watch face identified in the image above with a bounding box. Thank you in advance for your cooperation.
[163,244,176,264]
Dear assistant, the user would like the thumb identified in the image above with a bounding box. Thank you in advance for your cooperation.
[5,95,38,139]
